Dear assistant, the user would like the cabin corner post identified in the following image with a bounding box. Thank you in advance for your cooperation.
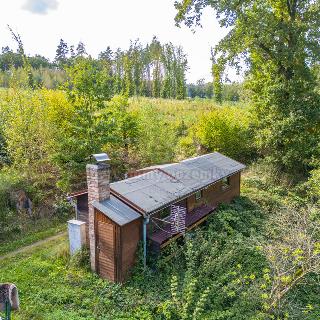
[143,217,149,269]
[86,162,110,272]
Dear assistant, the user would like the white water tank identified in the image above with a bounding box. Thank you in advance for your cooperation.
[68,219,87,255]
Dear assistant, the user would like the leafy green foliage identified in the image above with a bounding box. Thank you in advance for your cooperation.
[0,67,66,89]
[187,80,242,101]
[187,79,213,99]
[107,37,188,100]
[101,95,139,179]
[0,36,188,100]
[134,103,178,166]
[0,169,23,240]
[157,275,210,319]
[212,59,223,104]
[175,0,320,175]
[0,46,23,70]
[180,105,255,162]
[1,85,240,196]
[0,127,9,167]
[0,88,73,194]
[66,57,114,104]
[308,166,320,201]
[249,63,320,174]
[221,83,242,102]
[53,59,125,190]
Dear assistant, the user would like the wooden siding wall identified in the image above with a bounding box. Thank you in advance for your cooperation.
[187,172,241,211]
[95,209,142,283]
[120,218,142,282]
[148,172,241,218]
[95,210,120,282]
[148,173,241,235]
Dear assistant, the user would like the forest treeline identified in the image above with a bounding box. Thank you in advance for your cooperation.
[0,37,187,99]
[0,37,241,101]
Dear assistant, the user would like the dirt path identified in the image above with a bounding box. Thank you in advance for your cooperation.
[0,231,67,261]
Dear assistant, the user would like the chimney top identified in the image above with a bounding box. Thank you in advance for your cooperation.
[92,153,110,164]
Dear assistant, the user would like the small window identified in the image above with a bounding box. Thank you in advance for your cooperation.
[195,190,202,201]
[221,177,231,190]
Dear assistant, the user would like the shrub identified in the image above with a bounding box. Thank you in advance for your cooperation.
[69,247,90,270]
[53,196,73,219]
[189,106,255,162]
[135,103,178,166]
[0,169,24,240]
[307,166,320,202]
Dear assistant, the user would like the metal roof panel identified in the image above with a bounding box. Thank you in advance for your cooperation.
[92,195,141,226]
[110,152,245,214]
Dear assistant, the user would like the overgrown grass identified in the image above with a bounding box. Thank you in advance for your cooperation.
[129,97,244,127]
[0,168,72,255]
[0,168,318,320]
[0,221,66,256]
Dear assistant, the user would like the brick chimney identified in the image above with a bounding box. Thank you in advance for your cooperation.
[86,156,110,271]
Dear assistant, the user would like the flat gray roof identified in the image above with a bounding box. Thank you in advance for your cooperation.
[92,195,141,226]
[111,152,245,215]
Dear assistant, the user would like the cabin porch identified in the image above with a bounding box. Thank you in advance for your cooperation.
[148,204,216,252]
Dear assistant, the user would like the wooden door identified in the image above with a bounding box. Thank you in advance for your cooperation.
[96,220,115,281]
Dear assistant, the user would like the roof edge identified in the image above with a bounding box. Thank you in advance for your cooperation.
[147,169,244,216]
[92,198,142,226]
[110,189,146,215]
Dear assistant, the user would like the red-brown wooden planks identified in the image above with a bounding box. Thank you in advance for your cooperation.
[97,219,115,281]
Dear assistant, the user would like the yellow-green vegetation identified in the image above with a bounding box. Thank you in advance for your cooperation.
[180,106,253,161]
[308,167,320,200]
[0,89,251,246]
[0,168,318,320]
[0,222,66,256]
[176,0,320,175]
[128,97,252,163]
[0,88,73,191]
[0,90,249,193]
[129,97,245,125]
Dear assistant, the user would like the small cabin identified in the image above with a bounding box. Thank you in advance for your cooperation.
[69,152,246,282]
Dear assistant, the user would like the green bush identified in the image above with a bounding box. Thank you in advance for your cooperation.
[0,169,23,240]
[308,166,320,202]
[184,106,255,162]
[69,247,90,270]
[135,103,178,166]
[53,196,73,219]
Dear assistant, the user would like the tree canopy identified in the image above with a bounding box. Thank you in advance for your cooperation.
[175,0,320,174]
